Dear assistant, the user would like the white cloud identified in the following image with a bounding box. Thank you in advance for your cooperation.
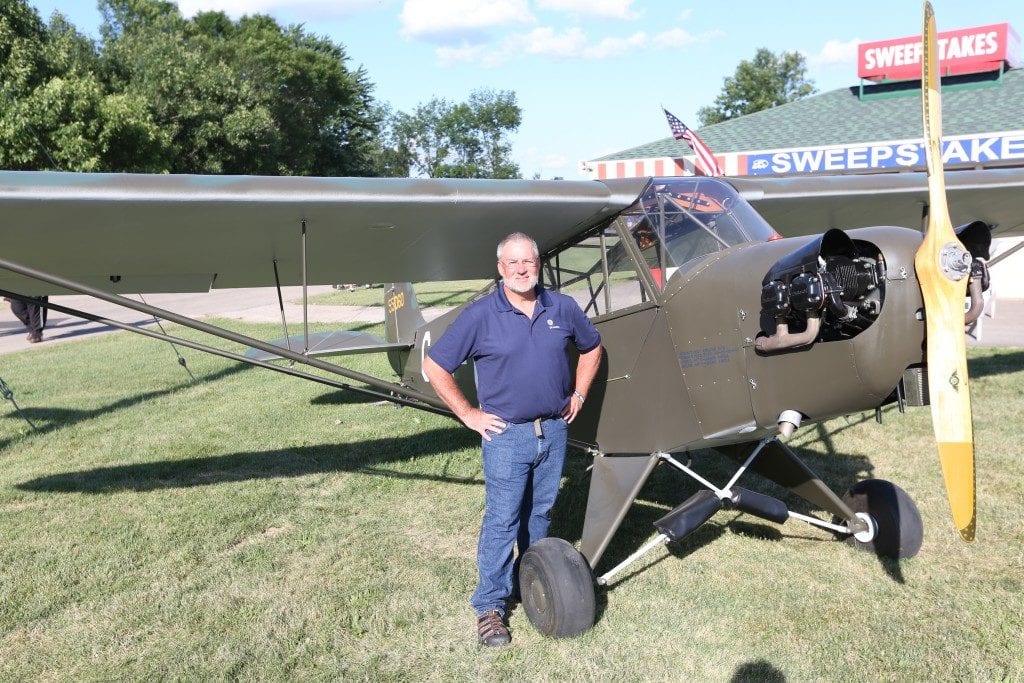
[809,38,860,67]
[399,0,534,41]
[536,0,640,20]
[175,0,384,20]
[519,26,588,57]
[436,43,494,67]
[581,31,647,59]
[436,22,724,66]
[651,27,723,49]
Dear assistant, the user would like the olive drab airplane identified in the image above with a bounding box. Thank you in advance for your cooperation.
[1,2,1022,639]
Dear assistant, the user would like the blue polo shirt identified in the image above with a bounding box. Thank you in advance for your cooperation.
[428,284,601,423]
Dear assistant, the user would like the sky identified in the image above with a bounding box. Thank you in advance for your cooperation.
[26,0,1024,179]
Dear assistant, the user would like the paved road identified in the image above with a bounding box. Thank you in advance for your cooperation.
[1,287,1020,355]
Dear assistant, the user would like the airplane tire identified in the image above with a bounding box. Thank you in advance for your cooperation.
[836,479,924,559]
[518,537,596,638]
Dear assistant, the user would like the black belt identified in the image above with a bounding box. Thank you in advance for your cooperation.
[506,415,560,437]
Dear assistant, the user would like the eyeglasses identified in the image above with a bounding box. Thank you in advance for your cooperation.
[502,258,538,268]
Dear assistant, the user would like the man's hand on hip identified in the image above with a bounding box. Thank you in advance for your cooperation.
[562,392,585,424]
[462,408,507,441]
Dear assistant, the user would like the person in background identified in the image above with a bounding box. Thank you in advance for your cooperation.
[7,296,47,343]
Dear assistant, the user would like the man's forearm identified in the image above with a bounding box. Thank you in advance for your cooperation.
[574,345,602,399]
[422,355,474,419]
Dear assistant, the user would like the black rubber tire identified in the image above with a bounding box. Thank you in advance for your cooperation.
[518,537,596,638]
[838,479,924,558]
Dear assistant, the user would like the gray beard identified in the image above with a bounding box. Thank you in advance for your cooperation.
[503,275,538,295]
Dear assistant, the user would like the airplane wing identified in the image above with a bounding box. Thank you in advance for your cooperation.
[730,166,1024,238]
[0,172,648,295]
[4,168,1023,298]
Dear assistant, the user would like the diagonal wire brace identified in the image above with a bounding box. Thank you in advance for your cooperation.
[0,376,38,431]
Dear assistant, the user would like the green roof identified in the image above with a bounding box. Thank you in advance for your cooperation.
[594,68,1024,161]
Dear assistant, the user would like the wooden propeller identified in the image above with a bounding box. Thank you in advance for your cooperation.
[914,1,976,541]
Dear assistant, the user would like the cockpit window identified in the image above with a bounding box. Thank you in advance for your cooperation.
[621,177,777,290]
[543,224,642,318]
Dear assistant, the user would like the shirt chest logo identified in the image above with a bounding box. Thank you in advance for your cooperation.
[546,318,562,330]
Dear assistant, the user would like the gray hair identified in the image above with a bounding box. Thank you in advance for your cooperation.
[496,232,539,260]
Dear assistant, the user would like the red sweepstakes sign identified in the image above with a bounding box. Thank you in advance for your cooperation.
[858,23,1021,81]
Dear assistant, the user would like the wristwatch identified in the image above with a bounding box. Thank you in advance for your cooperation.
[573,390,585,404]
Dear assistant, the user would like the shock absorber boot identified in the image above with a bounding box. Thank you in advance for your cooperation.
[728,486,789,524]
[654,490,723,542]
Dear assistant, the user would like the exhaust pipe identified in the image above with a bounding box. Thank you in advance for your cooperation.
[964,276,984,326]
[755,316,822,353]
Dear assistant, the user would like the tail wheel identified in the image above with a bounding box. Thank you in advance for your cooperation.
[519,537,596,638]
[837,479,924,559]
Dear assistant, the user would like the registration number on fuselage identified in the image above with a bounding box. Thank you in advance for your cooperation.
[386,290,406,314]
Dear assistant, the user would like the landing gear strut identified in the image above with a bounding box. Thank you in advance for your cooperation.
[519,442,925,639]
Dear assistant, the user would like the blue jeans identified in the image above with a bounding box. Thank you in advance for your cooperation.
[470,417,568,616]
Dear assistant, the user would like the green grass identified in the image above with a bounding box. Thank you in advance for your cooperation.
[1,326,1022,680]
[302,280,492,308]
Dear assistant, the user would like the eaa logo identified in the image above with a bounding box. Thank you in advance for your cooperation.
[751,159,770,170]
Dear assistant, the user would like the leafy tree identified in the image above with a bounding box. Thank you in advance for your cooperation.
[2,0,520,178]
[1,0,380,174]
[98,0,379,175]
[697,48,816,126]
[366,102,413,177]
[388,89,521,178]
[0,0,145,171]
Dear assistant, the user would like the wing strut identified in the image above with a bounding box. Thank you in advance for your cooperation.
[271,258,294,358]
[0,376,38,431]
[136,293,196,381]
[301,219,310,355]
[3,289,449,414]
[0,257,450,415]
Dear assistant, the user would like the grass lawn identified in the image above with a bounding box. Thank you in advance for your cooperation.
[301,280,492,308]
[1,324,1022,680]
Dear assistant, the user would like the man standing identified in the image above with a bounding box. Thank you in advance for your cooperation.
[423,232,602,646]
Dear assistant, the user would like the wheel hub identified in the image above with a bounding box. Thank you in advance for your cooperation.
[528,580,549,614]
[852,512,877,543]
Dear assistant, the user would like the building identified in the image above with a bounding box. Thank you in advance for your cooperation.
[582,22,1024,299]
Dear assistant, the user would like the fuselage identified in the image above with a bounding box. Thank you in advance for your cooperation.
[399,177,931,456]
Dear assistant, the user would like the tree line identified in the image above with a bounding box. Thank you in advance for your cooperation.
[2,0,815,178]
[0,0,522,178]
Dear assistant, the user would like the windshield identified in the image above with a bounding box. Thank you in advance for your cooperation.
[620,177,777,289]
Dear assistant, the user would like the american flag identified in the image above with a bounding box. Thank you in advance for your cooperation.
[662,108,723,177]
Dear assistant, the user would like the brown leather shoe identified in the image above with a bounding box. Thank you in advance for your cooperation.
[477,610,511,646]
[28,333,42,343]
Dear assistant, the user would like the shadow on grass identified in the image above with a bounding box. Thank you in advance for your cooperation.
[17,425,478,494]
[730,659,786,682]
[968,348,1024,379]
[0,364,249,451]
